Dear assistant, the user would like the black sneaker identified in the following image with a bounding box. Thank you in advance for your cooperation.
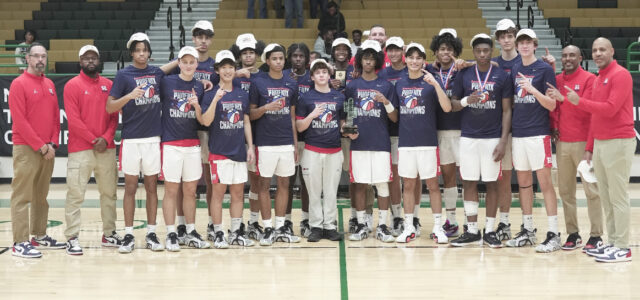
[348,217,358,233]
[413,217,421,237]
[260,227,275,246]
[284,220,294,235]
[392,217,404,237]
[583,236,603,253]
[248,221,264,241]
[307,227,323,242]
[483,231,502,248]
[561,232,582,250]
[177,224,187,245]
[451,231,482,247]
[323,229,343,241]
[495,222,512,241]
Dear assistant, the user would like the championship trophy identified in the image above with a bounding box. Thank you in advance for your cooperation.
[343,97,358,134]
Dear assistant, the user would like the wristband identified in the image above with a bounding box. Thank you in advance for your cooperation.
[384,102,395,113]
[461,97,469,107]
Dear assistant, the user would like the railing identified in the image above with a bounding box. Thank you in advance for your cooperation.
[0,44,41,75]
[515,0,524,29]
[116,50,125,70]
[177,0,186,49]
[527,5,534,28]
[168,6,175,60]
[626,41,640,73]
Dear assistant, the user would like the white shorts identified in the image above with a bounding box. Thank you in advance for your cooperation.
[459,137,502,182]
[349,151,392,184]
[512,135,552,171]
[198,130,210,165]
[341,138,350,172]
[210,158,248,185]
[437,130,461,166]
[295,141,305,167]
[120,137,161,176]
[390,136,399,165]
[257,145,296,177]
[397,147,440,179]
[162,144,203,183]
[502,133,513,171]
[247,144,258,172]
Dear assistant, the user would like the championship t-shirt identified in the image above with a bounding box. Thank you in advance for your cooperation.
[378,65,407,137]
[249,73,298,146]
[492,54,522,77]
[160,75,205,143]
[426,64,461,130]
[296,89,345,150]
[511,59,556,137]
[393,76,439,147]
[171,57,219,85]
[202,86,250,162]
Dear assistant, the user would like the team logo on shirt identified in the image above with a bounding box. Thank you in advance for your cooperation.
[298,85,311,95]
[403,96,418,109]
[101,85,108,92]
[514,75,536,104]
[134,76,161,105]
[266,88,291,115]
[469,81,497,109]
[355,90,381,117]
[400,88,426,115]
[170,90,196,118]
[220,101,245,129]
[359,97,376,111]
[240,80,251,92]
[574,84,580,91]
[48,88,54,95]
[194,70,212,81]
[312,102,338,129]
[226,109,241,123]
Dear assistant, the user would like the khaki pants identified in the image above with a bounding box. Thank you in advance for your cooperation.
[593,138,636,249]
[556,141,603,237]
[301,150,343,230]
[65,148,118,239]
[11,145,54,243]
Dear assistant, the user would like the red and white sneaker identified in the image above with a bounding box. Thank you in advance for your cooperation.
[102,231,123,247]
[31,235,66,249]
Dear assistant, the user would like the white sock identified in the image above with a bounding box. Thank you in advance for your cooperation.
[213,224,223,233]
[275,216,286,229]
[548,215,559,234]
[166,225,176,234]
[125,226,134,235]
[523,215,534,232]
[414,204,420,218]
[301,211,309,220]
[467,222,478,234]
[351,207,357,218]
[263,218,273,228]
[378,209,388,226]
[432,213,442,231]
[391,204,402,218]
[356,210,365,224]
[446,210,456,224]
[177,216,186,226]
[500,212,509,225]
[404,214,414,230]
[186,223,195,233]
[285,214,291,222]
[231,218,242,232]
[147,224,156,233]
[208,216,213,226]
[485,217,496,234]
[250,211,259,223]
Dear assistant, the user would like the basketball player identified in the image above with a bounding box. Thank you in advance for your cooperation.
[506,29,560,253]
[249,43,301,245]
[296,58,345,242]
[107,33,165,253]
[345,40,398,243]
[448,34,513,247]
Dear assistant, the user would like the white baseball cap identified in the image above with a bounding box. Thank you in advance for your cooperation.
[516,28,537,39]
[470,33,492,47]
[405,42,426,55]
[332,37,351,49]
[385,36,404,49]
[361,39,381,52]
[215,50,236,64]
[310,58,329,71]
[495,18,516,32]
[78,45,99,57]
[438,28,457,38]
[191,20,214,35]
[126,32,150,49]
[363,30,370,37]
[236,33,257,51]
[178,46,199,59]
[261,43,282,62]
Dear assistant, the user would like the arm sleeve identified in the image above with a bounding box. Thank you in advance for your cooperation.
[51,87,61,147]
[392,85,400,109]
[578,70,631,118]
[585,115,594,152]
[201,88,215,112]
[386,83,397,108]
[9,81,46,151]
[249,82,260,106]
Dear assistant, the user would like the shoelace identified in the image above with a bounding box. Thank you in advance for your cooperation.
[356,223,367,233]
[190,231,203,240]
[169,233,178,244]
[393,218,403,229]
[110,232,123,241]
[263,227,273,239]
[380,225,391,235]
[514,228,529,239]
[148,233,160,244]
[237,223,247,236]
[252,222,264,234]
[122,235,134,245]
[413,219,421,227]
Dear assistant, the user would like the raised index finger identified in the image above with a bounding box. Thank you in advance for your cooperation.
[545,82,556,89]
[563,85,574,92]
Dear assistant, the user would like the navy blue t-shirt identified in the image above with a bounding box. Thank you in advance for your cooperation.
[393,77,439,147]
[296,89,345,149]
[378,65,407,137]
[284,69,313,142]
[492,54,522,77]
[235,70,264,93]
[249,73,298,147]
[426,64,462,130]
[453,66,513,139]
[160,75,205,142]
[331,64,356,93]
[202,86,250,162]
[344,77,396,151]
[171,57,219,85]
[511,59,556,137]
[110,65,164,139]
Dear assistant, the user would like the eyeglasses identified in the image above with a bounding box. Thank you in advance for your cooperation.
[80,56,99,62]
[29,54,47,59]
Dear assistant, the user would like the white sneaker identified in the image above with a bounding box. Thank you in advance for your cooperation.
[395,226,416,243]
[145,232,164,251]
[229,224,255,247]
[535,231,561,253]
[213,231,229,249]
[430,228,448,244]
[260,227,275,246]
[506,228,537,247]
[275,226,301,243]
[413,218,422,237]
[365,213,373,233]
[66,237,83,256]
[376,225,395,243]
[185,230,211,249]
[165,232,180,252]
[118,234,135,254]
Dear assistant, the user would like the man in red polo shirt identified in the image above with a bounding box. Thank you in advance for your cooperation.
[9,42,65,258]
[63,45,121,255]
[561,38,635,263]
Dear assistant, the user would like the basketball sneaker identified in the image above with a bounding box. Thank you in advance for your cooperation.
[207,224,215,242]
[395,226,416,243]
[450,231,481,247]
[165,232,180,252]
[583,236,603,253]
[229,224,255,247]
[586,243,615,257]
[145,232,164,251]
[307,228,323,242]
[275,226,301,243]
[12,241,42,258]
[118,234,135,253]
[595,248,632,263]
[31,235,66,249]
[496,222,512,241]
[323,229,343,241]
[430,227,448,244]
[561,232,582,250]
[391,217,404,237]
[212,231,229,249]
[536,232,561,253]
[66,237,83,255]
[248,221,264,241]
[185,230,211,249]
[260,227,275,246]
[348,217,358,234]
[413,218,422,237]
[177,224,187,245]
[300,219,312,238]
[365,214,373,233]
[349,223,369,241]
[483,231,502,248]
[442,219,459,237]
[505,227,537,247]
[284,220,294,235]
[376,224,395,243]
[102,231,122,247]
